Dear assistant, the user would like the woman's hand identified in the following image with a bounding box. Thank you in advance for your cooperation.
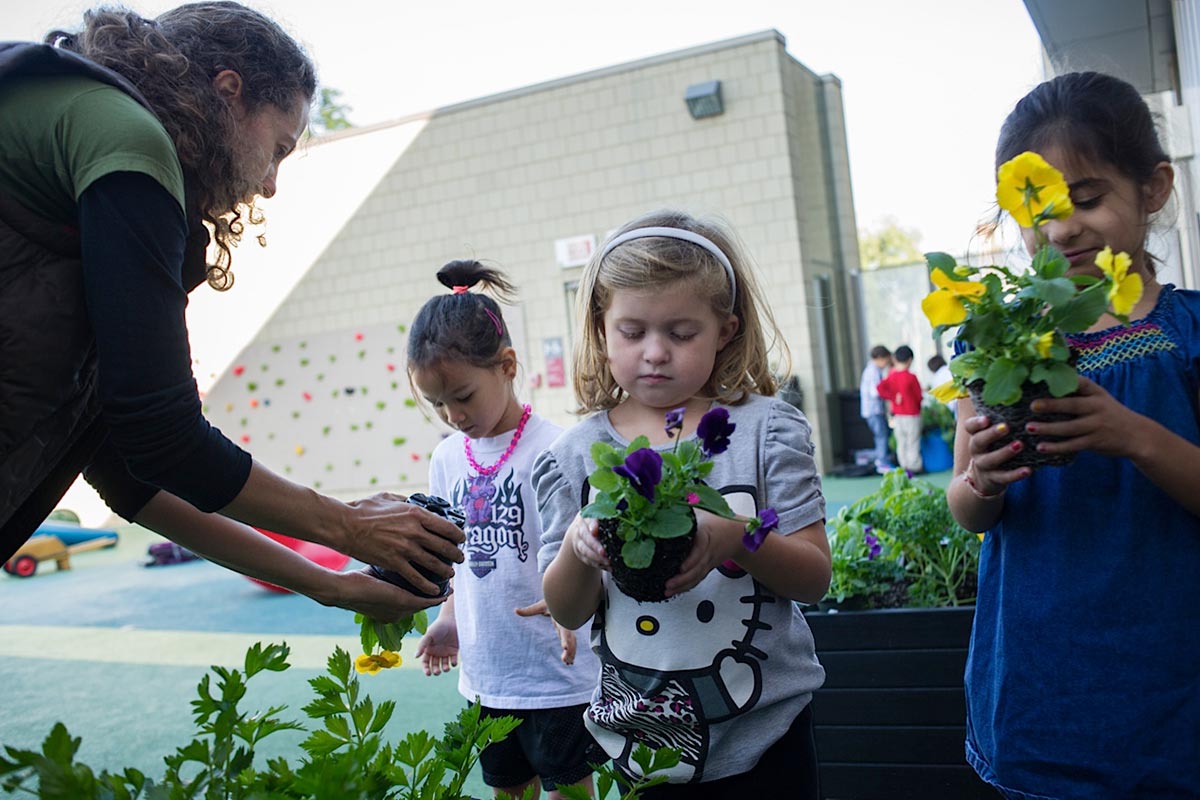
[342,492,466,596]
[1023,376,1147,459]
[414,618,460,676]
[515,599,578,665]
[326,567,450,621]
[567,514,609,571]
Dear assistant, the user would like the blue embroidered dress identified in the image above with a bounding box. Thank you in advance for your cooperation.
[963,285,1200,799]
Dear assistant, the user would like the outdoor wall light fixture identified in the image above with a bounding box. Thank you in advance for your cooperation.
[684,80,724,119]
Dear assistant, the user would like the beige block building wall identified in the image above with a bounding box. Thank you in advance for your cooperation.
[229,29,862,491]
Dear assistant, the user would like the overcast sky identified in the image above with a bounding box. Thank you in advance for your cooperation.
[8,0,1046,253]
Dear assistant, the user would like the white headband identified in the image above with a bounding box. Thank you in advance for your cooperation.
[598,226,736,307]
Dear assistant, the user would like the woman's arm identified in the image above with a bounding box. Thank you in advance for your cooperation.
[79,174,464,588]
[135,490,446,621]
[220,461,465,595]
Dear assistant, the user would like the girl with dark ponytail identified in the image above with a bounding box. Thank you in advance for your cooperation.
[407,261,602,800]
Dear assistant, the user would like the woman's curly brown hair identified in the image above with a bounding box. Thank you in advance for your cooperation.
[47,2,316,290]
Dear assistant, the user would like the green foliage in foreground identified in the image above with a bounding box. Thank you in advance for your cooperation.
[0,643,679,800]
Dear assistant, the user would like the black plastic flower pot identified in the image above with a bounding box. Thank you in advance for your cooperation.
[967,380,1076,469]
[598,516,695,603]
[369,493,465,599]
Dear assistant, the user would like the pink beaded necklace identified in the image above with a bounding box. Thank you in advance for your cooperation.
[464,404,532,476]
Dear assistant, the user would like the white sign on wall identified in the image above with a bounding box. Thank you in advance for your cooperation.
[554,234,597,268]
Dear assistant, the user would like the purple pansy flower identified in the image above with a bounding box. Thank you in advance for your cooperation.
[613,448,663,503]
[742,507,779,552]
[864,531,882,560]
[697,408,736,456]
[664,407,686,437]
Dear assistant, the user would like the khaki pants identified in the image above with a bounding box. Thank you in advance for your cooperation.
[892,415,923,473]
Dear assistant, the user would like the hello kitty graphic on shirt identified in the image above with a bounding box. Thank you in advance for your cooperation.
[584,485,774,784]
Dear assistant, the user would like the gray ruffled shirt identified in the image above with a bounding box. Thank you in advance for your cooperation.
[534,394,827,783]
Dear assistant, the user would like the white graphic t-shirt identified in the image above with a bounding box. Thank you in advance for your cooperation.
[428,412,600,709]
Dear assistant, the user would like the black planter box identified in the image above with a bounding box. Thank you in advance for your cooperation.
[804,606,1000,800]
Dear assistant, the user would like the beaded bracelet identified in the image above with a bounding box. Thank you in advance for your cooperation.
[962,462,1006,500]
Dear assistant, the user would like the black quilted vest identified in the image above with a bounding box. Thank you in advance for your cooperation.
[0,43,205,560]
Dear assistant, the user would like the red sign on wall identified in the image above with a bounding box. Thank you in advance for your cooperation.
[543,337,566,388]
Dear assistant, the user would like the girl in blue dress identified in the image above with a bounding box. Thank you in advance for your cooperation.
[949,71,1200,799]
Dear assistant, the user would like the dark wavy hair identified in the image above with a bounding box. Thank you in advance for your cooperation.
[47,2,317,290]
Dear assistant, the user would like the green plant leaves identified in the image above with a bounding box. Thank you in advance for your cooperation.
[1030,361,1079,396]
[244,641,291,678]
[686,485,732,517]
[1031,243,1069,279]
[590,441,622,467]
[621,538,656,569]
[4,643,568,800]
[588,465,620,494]
[582,496,619,519]
[925,251,957,275]
[825,469,980,609]
[981,358,1030,406]
[648,507,696,539]
[1026,275,1077,307]
[1051,282,1110,333]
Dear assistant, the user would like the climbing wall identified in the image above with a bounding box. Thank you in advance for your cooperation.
[202,320,440,495]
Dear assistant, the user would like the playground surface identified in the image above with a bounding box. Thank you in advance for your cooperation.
[0,470,949,795]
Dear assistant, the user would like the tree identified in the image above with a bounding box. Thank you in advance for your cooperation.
[310,87,353,135]
[859,217,924,269]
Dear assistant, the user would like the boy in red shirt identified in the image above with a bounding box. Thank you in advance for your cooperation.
[876,345,923,473]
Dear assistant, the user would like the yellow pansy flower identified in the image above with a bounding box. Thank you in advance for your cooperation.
[931,380,967,403]
[1032,331,1054,359]
[921,269,987,327]
[996,152,1074,228]
[354,651,402,675]
[1095,246,1143,317]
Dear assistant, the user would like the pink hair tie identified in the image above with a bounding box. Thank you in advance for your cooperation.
[451,285,470,294]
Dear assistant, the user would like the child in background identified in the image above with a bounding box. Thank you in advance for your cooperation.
[859,345,893,472]
[949,72,1200,797]
[535,210,830,797]
[408,261,601,800]
[875,345,923,472]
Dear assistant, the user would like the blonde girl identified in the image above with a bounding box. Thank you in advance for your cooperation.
[534,210,830,797]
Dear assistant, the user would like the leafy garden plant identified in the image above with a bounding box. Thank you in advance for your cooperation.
[825,469,980,609]
[924,151,1142,407]
[581,407,778,570]
[0,642,679,800]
